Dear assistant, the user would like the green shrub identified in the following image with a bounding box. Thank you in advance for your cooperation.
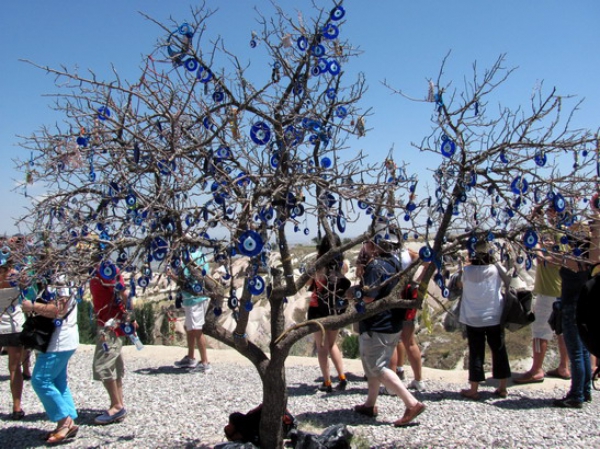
[77,300,97,344]
[133,301,156,346]
[341,334,360,359]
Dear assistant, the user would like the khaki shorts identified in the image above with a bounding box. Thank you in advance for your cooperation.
[92,331,125,381]
[359,331,399,378]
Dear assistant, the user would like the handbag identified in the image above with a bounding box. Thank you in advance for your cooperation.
[501,286,535,332]
[548,300,563,335]
[19,303,76,352]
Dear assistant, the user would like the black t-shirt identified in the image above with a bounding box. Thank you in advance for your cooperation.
[359,255,403,334]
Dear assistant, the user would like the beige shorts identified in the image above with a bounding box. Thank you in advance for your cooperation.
[359,331,400,378]
[92,332,125,381]
[184,300,209,331]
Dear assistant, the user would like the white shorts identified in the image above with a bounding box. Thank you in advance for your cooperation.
[184,300,209,331]
[531,294,556,340]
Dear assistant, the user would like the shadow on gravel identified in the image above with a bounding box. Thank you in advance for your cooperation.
[0,425,51,448]
[133,365,194,375]
[0,374,9,382]
[294,408,424,428]
[288,382,368,397]
[490,396,558,410]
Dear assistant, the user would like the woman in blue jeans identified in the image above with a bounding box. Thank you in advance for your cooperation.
[22,281,79,444]
[554,217,599,408]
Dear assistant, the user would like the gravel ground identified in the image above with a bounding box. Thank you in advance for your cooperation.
[0,345,598,448]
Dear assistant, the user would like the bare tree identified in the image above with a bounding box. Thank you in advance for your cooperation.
[14,2,598,448]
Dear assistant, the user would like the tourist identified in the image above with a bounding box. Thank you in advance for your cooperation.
[458,240,512,399]
[23,277,79,444]
[353,229,426,427]
[306,233,350,392]
[90,255,133,424]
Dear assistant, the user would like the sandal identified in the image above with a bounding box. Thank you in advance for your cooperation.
[494,389,508,398]
[460,389,480,400]
[46,424,79,444]
[10,410,25,420]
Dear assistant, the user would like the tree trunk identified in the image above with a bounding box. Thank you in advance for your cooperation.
[259,358,288,449]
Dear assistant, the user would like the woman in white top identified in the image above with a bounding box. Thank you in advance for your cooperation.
[22,279,79,444]
[0,261,26,420]
[459,240,512,399]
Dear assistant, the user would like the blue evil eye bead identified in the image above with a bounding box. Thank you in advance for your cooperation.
[337,213,347,233]
[321,157,332,168]
[121,323,134,335]
[99,261,117,281]
[215,145,232,159]
[213,91,225,102]
[0,246,10,258]
[126,194,136,206]
[54,318,63,327]
[357,200,368,210]
[117,251,128,263]
[440,139,456,157]
[304,228,310,236]
[326,88,337,100]
[244,300,254,312]
[322,23,340,39]
[250,122,271,145]
[310,44,325,57]
[76,136,89,147]
[328,60,341,75]
[248,276,265,295]
[466,172,477,187]
[317,58,329,74]
[355,301,366,314]
[335,106,347,119]
[228,296,239,310]
[553,193,566,212]
[292,204,305,217]
[534,151,547,167]
[213,306,222,317]
[97,106,111,120]
[523,229,538,249]
[191,282,203,294]
[178,22,193,37]
[138,277,150,288]
[250,39,257,48]
[297,36,308,51]
[510,176,528,195]
[89,171,96,182]
[184,58,199,72]
[442,287,450,298]
[406,202,417,212]
[153,249,167,261]
[196,66,213,83]
[260,206,274,221]
[573,247,583,257]
[434,273,445,288]
[499,151,509,164]
[525,255,533,271]
[330,5,346,21]
[270,152,280,168]
[419,246,433,262]
[237,230,263,257]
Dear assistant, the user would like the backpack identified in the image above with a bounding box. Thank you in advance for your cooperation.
[577,267,600,359]
[223,404,296,445]
[401,281,419,321]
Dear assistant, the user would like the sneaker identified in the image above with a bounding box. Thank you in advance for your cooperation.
[335,379,348,391]
[379,385,394,396]
[174,356,198,369]
[584,392,592,403]
[396,368,405,381]
[318,383,333,393]
[192,362,212,373]
[408,380,425,392]
[553,396,583,409]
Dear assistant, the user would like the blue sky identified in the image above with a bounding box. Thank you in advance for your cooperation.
[1,0,598,238]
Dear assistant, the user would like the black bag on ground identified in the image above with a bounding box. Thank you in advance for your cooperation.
[19,314,56,352]
[501,287,535,332]
[288,424,353,449]
[223,404,297,445]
